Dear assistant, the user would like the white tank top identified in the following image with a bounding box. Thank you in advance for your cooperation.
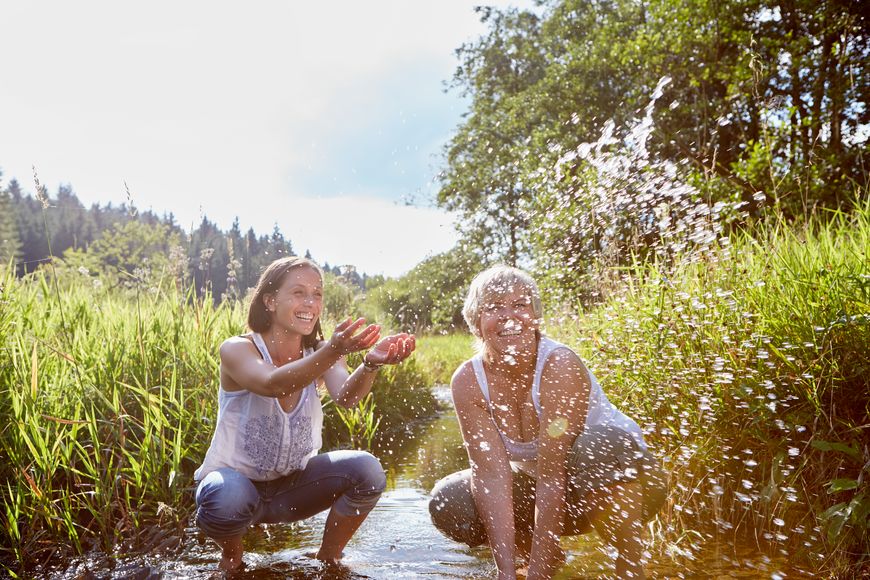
[194,333,324,481]
[470,336,647,474]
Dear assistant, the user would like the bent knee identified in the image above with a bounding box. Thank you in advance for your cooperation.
[351,452,387,493]
[333,452,386,516]
[195,468,258,538]
[428,472,486,547]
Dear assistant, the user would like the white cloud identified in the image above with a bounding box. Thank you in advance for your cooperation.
[282,195,458,276]
[1,1,527,276]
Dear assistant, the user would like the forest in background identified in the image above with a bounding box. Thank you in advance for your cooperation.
[0,173,379,305]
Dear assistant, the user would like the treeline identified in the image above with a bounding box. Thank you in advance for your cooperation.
[0,171,373,301]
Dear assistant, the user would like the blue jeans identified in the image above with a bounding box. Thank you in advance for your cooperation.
[195,450,387,540]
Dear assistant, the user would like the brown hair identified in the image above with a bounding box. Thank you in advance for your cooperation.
[247,256,324,350]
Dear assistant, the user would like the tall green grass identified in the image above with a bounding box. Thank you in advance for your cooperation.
[412,333,474,386]
[547,204,869,574]
[0,268,436,573]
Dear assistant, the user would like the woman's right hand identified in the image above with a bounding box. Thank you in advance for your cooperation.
[327,317,380,356]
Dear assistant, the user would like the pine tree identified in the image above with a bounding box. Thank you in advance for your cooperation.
[0,172,22,267]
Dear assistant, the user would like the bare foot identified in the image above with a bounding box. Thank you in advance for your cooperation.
[218,557,244,573]
[209,559,245,579]
[313,550,345,565]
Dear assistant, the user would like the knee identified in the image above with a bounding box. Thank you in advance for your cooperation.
[428,472,485,547]
[350,451,387,494]
[195,468,259,539]
[333,452,386,516]
[428,475,453,529]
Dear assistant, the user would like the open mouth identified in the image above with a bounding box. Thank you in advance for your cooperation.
[498,327,522,337]
[295,312,315,322]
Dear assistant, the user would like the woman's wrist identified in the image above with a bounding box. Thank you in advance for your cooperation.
[362,357,382,372]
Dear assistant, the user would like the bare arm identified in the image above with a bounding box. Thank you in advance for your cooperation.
[527,350,590,580]
[452,363,519,580]
[220,318,379,398]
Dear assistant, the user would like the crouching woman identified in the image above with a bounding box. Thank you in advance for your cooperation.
[194,256,415,572]
[429,266,666,579]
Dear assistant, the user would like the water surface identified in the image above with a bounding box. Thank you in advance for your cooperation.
[62,388,800,579]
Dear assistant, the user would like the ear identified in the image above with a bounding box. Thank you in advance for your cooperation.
[262,292,276,313]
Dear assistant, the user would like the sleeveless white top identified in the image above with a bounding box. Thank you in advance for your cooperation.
[194,333,324,481]
[470,336,647,474]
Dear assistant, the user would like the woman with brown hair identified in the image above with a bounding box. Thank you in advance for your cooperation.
[194,256,415,572]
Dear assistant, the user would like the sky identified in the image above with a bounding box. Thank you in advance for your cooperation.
[0,1,528,277]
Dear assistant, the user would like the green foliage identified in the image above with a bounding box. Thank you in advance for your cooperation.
[4,181,338,305]
[61,220,182,287]
[439,7,546,264]
[322,353,436,449]
[330,394,381,450]
[0,268,437,572]
[413,333,475,386]
[439,0,869,264]
[321,270,362,321]
[546,201,869,573]
[363,246,485,333]
[0,173,22,265]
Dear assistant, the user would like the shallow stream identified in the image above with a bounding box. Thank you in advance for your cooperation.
[62,388,800,579]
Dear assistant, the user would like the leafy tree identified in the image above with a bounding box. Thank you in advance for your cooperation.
[63,220,181,288]
[364,245,485,333]
[438,0,869,266]
[438,7,547,265]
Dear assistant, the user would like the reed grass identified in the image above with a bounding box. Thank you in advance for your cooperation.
[547,202,869,574]
[412,333,474,386]
[0,267,437,574]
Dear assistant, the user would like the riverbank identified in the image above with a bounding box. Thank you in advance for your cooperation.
[0,270,440,575]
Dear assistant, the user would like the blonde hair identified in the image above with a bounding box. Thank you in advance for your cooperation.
[462,265,543,353]
[248,256,324,349]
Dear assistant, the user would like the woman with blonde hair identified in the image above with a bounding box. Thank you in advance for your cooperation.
[194,256,415,572]
[430,265,666,579]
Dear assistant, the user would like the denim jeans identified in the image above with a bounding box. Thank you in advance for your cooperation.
[195,450,387,540]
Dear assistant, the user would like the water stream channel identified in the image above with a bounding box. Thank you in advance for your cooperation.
[62,388,799,579]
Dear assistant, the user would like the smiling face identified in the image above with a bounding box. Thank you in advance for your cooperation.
[478,281,540,361]
[264,265,323,336]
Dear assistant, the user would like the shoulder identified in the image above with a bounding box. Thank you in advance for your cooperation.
[450,359,482,409]
[542,345,586,376]
[219,335,259,361]
[540,345,590,398]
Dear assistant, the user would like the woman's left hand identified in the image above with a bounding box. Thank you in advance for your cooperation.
[363,333,416,367]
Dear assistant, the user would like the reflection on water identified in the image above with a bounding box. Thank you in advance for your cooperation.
[60,388,801,579]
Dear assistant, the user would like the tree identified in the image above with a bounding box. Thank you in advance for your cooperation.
[365,245,485,333]
[66,220,181,287]
[438,0,869,269]
[0,172,22,267]
[437,7,547,265]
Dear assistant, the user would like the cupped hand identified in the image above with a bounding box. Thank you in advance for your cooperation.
[328,317,381,356]
[363,333,416,367]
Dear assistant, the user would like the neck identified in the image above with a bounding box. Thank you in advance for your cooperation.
[260,326,304,363]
